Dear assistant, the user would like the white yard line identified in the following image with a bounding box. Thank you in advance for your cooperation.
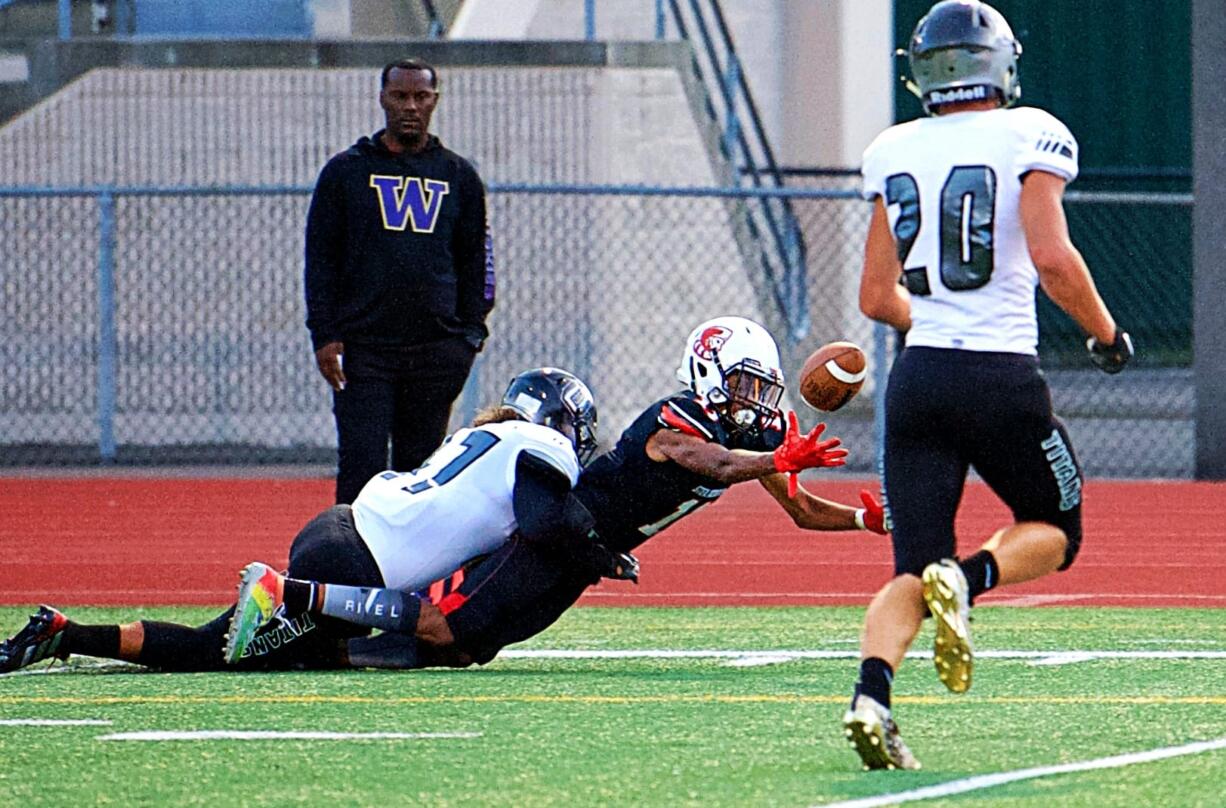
[97,730,481,741]
[579,591,1226,603]
[2,648,1222,679]
[0,660,143,677]
[813,736,1226,808]
[499,649,1226,662]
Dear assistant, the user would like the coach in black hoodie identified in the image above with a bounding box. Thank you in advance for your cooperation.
[305,58,494,504]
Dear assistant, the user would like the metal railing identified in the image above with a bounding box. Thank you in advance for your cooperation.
[661,0,809,342]
[418,0,446,39]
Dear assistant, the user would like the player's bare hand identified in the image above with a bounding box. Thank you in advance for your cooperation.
[315,341,346,391]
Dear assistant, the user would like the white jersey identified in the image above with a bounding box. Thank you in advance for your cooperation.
[861,106,1079,355]
[351,420,581,593]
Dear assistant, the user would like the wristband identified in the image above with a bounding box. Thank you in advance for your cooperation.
[854,508,867,531]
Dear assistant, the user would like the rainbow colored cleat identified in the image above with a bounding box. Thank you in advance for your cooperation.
[223,562,285,664]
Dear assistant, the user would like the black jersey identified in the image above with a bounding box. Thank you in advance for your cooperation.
[574,392,781,554]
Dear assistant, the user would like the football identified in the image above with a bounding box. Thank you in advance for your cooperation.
[798,341,867,412]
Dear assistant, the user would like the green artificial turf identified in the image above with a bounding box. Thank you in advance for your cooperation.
[1,606,1223,807]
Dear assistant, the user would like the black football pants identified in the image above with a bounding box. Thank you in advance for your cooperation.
[882,347,1083,577]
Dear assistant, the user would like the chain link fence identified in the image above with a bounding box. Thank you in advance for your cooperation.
[0,184,1193,477]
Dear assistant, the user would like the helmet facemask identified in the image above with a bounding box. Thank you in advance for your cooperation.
[564,403,599,465]
[716,356,785,441]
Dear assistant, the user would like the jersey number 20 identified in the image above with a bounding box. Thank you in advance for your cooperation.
[885,165,997,296]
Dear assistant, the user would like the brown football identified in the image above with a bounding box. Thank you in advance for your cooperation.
[798,341,867,412]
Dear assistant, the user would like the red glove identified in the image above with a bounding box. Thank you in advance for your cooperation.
[855,489,888,534]
[772,411,848,497]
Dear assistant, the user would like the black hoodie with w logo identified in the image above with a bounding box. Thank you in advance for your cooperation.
[305,130,494,351]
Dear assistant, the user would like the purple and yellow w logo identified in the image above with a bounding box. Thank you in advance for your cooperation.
[369,175,451,233]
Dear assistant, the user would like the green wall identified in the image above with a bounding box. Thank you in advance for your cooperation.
[892,1,1192,365]
[893,0,1191,177]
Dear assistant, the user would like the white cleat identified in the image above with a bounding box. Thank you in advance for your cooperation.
[842,695,921,771]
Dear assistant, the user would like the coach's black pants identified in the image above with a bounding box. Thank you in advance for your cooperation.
[332,337,477,504]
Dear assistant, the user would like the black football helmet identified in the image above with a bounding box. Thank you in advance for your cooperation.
[502,368,599,464]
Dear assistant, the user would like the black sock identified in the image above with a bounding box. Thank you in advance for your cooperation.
[61,623,120,659]
[959,550,999,600]
[282,578,316,614]
[853,657,894,710]
[135,610,232,672]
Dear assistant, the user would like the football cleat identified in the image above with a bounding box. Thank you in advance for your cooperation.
[223,562,286,664]
[0,605,70,673]
[842,695,921,771]
[923,558,973,693]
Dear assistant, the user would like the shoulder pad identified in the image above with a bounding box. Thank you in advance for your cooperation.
[657,396,718,440]
[517,424,581,486]
[1011,107,1079,180]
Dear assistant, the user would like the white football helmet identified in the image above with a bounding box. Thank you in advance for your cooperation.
[676,316,785,437]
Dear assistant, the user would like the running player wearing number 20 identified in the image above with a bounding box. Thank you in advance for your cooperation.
[844,0,1133,771]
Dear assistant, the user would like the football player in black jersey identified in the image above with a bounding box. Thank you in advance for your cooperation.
[216,316,888,671]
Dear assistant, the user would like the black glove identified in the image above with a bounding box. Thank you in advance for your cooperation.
[1086,328,1133,374]
[586,543,640,584]
[607,550,640,584]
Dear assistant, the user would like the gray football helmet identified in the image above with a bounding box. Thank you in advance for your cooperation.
[908,0,1022,115]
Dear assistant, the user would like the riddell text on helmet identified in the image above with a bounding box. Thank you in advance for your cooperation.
[927,85,989,105]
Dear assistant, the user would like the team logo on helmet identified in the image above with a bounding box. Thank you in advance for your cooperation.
[560,379,588,412]
[693,326,733,360]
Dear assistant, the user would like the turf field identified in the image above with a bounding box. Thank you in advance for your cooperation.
[2,605,1223,807]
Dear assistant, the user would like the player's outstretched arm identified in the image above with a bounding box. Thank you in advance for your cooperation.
[760,476,889,535]
[647,414,846,488]
[647,429,776,482]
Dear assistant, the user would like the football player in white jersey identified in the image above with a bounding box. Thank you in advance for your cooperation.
[0,368,631,673]
[842,0,1133,770]
[220,366,627,665]
[223,316,883,672]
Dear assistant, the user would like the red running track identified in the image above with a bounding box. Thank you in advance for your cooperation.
[0,477,1222,608]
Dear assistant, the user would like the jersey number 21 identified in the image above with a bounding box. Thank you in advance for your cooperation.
[886,165,996,296]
